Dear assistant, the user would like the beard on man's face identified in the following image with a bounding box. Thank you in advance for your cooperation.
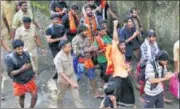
[132,15,137,18]
[118,45,126,54]
[87,12,92,17]
[80,32,87,38]
[16,51,23,56]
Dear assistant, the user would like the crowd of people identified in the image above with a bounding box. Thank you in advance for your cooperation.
[1,0,179,108]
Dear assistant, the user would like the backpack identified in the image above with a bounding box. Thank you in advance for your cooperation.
[4,52,30,78]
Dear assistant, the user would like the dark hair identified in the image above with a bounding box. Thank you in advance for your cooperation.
[77,24,88,34]
[12,39,24,49]
[58,40,70,48]
[118,40,125,49]
[130,7,137,13]
[18,1,26,7]
[71,3,79,10]
[148,29,156,38]
[123,16,132,23]
[23,17,31,23]
[84,5,91,10]
[50,13,60,20]
[104,82,115,95]
[155,50,169,61]
[97,25,106,31]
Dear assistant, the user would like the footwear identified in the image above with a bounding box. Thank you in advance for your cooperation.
[164,98,173,104]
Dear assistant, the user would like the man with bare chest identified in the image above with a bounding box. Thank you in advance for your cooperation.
[108,20,135,108]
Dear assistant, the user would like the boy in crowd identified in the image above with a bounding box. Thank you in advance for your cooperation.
[99,82,117,108]
[144,50,173,108]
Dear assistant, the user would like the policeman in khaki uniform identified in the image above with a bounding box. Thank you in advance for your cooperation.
[1,8,12,100]
[1,0,16,47]
[15,17,44,75]
[12,1,41,39]
[1,9,9,43]
[1,0,16,32]
[54,40,85,108]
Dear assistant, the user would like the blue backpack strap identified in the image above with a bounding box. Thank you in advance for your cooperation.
[8,53,18,67]
[4,53,17,78]
[50,25,55,35]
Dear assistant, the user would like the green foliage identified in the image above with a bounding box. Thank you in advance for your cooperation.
[31,1,50,16]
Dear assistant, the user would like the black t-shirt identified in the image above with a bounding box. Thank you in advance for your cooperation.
[5,52,35,84]
[45,24,65,49]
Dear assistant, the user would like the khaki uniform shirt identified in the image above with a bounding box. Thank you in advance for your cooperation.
[12,10,34,29]
[1,1,16,28]
[15,25,37,52]
[1,8,8,40]
[54,50,76,83]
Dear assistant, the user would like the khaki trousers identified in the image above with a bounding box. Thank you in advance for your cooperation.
[57,75,85,108]
[26,48,38,73]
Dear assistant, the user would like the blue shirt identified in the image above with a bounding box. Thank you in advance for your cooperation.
[118,26,135,57]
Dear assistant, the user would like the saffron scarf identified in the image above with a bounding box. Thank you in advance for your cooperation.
[95,35,105,50]
[84,15,97,41]
[105,45,114,75]
[68,10,79,33]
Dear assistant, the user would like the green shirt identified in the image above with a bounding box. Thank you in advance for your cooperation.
[94,35,112,63]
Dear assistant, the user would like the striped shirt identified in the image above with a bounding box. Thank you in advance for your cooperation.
[140,39,159,63]
[144,62,167,96]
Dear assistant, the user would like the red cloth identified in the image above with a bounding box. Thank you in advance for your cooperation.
[13,79,37,96]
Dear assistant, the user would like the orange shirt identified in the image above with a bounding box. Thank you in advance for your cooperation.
[111,40,129,78]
